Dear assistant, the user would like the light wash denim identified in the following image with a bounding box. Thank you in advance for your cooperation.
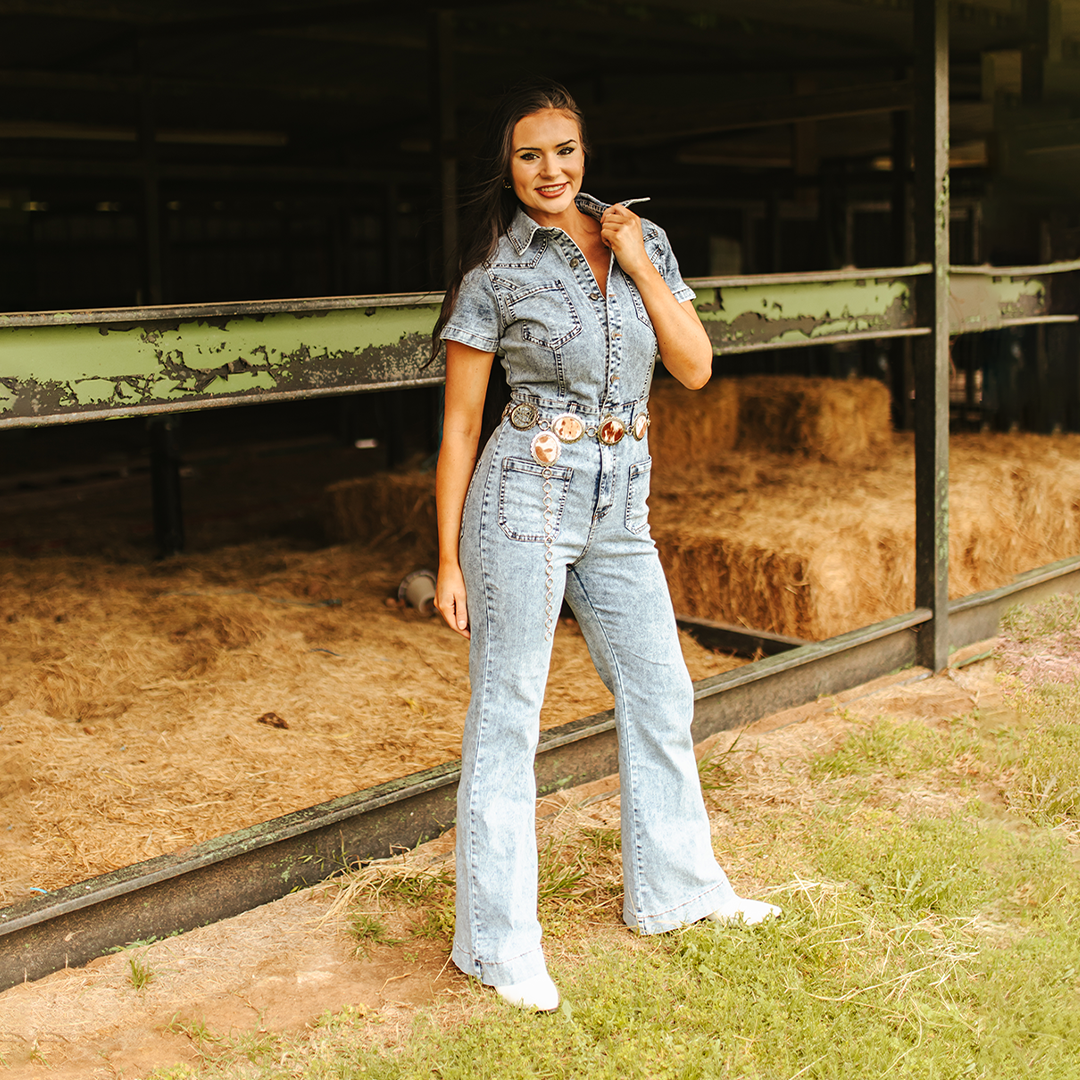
[442,195,737,987]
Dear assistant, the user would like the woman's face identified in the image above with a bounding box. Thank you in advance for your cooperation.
[509,108,584,222]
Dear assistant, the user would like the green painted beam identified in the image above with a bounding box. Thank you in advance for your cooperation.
[0,294,445,428]
[2,263,1077,428]
[693,266,929,354]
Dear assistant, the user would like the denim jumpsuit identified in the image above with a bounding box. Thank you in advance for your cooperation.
[441,194,738,987]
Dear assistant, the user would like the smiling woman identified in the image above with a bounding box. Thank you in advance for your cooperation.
[426,78,778,1014]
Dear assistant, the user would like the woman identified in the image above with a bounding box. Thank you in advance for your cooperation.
[433,80,779,1013]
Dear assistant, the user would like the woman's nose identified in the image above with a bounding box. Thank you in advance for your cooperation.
[539,153,558,177]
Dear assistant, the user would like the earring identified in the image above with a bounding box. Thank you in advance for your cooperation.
[503,180,512,189]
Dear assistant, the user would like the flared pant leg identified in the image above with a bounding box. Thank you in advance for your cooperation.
[451,446,567,987]
[563,506,736,933]
[451,434,735,985]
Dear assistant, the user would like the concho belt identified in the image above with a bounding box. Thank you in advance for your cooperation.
[506,402,650,466]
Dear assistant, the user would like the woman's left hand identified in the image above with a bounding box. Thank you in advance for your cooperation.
[600,203,650,277]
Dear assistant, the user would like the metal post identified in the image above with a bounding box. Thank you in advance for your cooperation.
[431,10,457,283]
[913,0,950,671]
[890,93,915,430]
[138,41,164,306]
[149,417,184,557]
[1022,0,1049,105]
[383,183,401,292]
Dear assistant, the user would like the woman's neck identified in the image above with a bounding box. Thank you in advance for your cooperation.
[523,201,594,239]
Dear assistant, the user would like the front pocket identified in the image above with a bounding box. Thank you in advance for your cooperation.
[504,280,583,349]
[624,457,653,534]
[498,457,574,543]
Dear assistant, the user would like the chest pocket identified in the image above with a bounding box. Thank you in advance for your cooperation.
[504,280,582,392]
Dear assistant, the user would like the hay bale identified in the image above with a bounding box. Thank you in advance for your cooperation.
[735,375,893,465]
[651,454,911,640]
[648,378,739,480]
[948,434,1080,597]
[327,472,437,556]
[653,434,1080,640]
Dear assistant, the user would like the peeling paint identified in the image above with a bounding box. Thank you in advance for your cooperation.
[696,279,913,351]
[0,301,444,425]
[948,273,1045,330]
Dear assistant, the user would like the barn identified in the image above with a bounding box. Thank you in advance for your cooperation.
[2,0,1080,988]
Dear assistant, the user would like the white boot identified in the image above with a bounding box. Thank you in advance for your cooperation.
[494,971,560,1012]
[707,897,781,926]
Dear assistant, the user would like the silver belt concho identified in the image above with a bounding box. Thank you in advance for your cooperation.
[508,402,649,466]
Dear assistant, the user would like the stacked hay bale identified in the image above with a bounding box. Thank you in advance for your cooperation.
[327,471,437,561]
[733,375,893,463]
[649,375,901,638]
[328,378,1080,641]
[649,375,1080,638]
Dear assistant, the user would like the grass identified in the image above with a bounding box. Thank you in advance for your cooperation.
[127,952,156,990]
[142,594,1080,1079]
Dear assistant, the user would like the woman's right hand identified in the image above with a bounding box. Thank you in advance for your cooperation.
[436,561,470,639]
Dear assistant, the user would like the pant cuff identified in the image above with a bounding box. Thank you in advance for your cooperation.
[625,880,736,935]
[452,941,549,987]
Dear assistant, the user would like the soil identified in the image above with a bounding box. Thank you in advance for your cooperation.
[0,642,1010,1080]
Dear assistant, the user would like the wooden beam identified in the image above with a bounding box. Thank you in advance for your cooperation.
[592,81,912,145]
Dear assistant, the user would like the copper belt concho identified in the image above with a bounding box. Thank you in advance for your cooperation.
[507,402,650,466]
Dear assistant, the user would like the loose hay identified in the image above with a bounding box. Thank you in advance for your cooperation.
[12,427,1079,902]
[0,542,741,902]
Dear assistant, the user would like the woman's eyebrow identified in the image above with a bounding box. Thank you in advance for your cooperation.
[514,139,578,152]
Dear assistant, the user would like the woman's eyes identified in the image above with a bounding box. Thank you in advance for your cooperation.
[517,147,577,162]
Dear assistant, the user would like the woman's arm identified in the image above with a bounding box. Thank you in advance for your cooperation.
[435,339,496,638]
[600,205,713,390]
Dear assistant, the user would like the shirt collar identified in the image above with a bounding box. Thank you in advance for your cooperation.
[506,192,657,255]
[506,192,610,256]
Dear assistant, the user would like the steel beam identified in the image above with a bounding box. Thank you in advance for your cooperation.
[948,261,1080,333]
[0,294,444,428]
[693,266,929,354]
[675,615,807,658]
[913,0,950,673]
[3,267,1077,429]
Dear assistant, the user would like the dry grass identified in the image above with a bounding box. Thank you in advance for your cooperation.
[0,542,740,903]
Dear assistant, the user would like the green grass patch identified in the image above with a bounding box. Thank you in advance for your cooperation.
[809,715,983,780]
[1000,592,1080,641]
[145,593,1080,1080]
[1004,686,1080,828]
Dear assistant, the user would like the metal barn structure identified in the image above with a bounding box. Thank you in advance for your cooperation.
[3,0,1080,987]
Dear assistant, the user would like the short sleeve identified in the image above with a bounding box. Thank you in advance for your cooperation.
[440,266,503,353]
[654,225,696,304]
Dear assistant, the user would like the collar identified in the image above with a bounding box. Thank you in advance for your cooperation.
[506,192,611,256]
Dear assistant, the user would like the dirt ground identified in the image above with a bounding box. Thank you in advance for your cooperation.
[0,642,1010,1080]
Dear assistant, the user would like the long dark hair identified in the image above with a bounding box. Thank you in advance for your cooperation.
[430,78,591,359]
